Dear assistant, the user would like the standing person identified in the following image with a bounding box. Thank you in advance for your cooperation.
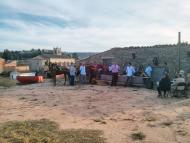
[111,62,120,86]
[69,63,76,86]
[108,64,112,75]
[51,63,57,86]
[135,65,146,76]
[144,64,153,89]
[79,63,86,84]
[145,64,153,78]
[163,62,169,75]
[89,64,96,84]
[75,65,80,83]
[125,63,135,86]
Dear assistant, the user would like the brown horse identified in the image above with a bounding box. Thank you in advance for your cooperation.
[49,64,69,85]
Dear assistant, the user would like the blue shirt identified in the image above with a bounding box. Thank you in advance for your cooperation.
[145,66,152,77]
[80,65,86,75]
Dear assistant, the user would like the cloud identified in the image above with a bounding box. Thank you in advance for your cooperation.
[0,0,190,52]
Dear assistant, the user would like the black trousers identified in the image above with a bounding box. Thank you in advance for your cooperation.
[125,76,133,86]
[52,73,56,86]
[111,73,118,86]
[89,72,96,83]
[70,75,75,86]
[157,86,162,95]
[157,86,170,96]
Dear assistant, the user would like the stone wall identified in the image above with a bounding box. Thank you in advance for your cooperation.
[49,58,75,66]
[16,66,30,72]
[4,61,17,72]
[78,44,190,77]
[0,58,5,73]
[26,59,47,72]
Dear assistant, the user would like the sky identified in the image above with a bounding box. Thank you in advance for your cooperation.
[0,0,190,52]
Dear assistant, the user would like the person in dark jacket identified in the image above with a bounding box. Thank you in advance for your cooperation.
[157,74,171,98]
[163,62,169,74]
[50,63,57,86]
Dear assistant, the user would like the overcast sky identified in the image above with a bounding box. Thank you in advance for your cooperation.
[0,0,190,52]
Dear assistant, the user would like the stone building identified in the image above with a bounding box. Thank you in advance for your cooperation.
[26,47,75,72]
[16,65,30,72]
[27,54,75,72]
[27,56,47,72]
[53,47,62,56]
[3,60,17,72]
[78,43,190,77]
[0,58,29,73]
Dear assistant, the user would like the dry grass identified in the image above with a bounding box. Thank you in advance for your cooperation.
[131,132,146,141]
[0,77,16,87]
[18,97,27,100]
[161,120,173,126]
[0,119,106,143]
[93,119,107,124]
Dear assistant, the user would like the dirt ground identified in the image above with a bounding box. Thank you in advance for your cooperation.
[0,81,190,143]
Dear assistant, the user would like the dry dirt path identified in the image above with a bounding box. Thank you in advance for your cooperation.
[0,83,190,143]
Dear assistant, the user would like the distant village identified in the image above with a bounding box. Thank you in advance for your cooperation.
[0,48,78,74]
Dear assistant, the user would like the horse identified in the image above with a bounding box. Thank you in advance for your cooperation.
[56,66,70,85]
[49,64,70,85]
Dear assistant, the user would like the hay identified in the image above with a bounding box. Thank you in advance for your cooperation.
[0,77,16,87]
[0,119,106,143]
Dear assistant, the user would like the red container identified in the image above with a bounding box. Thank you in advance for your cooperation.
[17,76,44,84]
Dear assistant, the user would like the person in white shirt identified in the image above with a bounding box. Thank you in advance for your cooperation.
[171,73,186,92]
[69,63,76,86]
[79,63,86,84]
[108,64,112,75]
[125,62,135,86]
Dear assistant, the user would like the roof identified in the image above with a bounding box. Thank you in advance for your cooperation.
[76,44,185,62]
[42,54,71,59]
[4,60,17,66]
[32,54,73,60]
[32,55,46,60]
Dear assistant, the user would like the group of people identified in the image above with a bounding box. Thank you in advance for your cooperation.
[49,61,187,98]
[109,61,187,97]
[50,62,146,87]
[109,62,153,86]
[49,62,106,86]
[50,63,87,86]
[49,62,76,86]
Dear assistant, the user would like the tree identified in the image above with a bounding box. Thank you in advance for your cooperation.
[0,52,3,58]
[72,53,79,60]
[2,49,12,61]
[37,49,42,55]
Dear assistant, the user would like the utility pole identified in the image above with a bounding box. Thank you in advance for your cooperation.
[178,32,181,71]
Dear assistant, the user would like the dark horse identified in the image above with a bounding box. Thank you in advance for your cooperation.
[56,67,70,85]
